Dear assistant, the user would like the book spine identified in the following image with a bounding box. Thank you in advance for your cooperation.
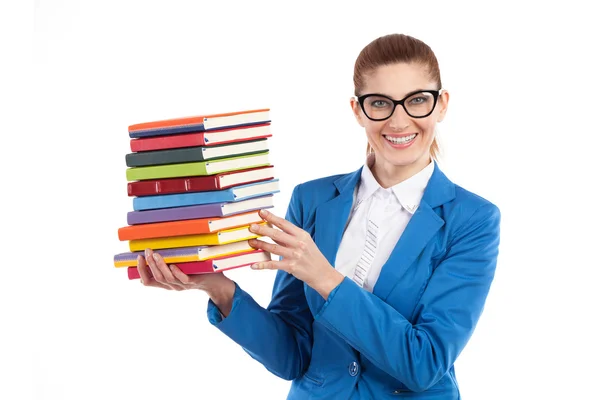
[126,161,209,181]
[130,132,208,152]
[129,232,221,252]
[126,203,225,225]
[132,188,232,211]
[127,176,221,197]
[118,219,211,241]
[128,259,214,279]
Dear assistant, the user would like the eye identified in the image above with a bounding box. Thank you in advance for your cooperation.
[408,96,427,105]
[369,99,391,108]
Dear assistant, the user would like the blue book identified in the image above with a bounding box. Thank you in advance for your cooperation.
[132,179,279,211]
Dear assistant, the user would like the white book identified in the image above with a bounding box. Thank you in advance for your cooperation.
[212,250,272,271]
[204,124,271,145]
[221,196,274,216]
[205,152,270,175]
[219,165,276,188]
[203,110,270,130]
[202,139,269,160]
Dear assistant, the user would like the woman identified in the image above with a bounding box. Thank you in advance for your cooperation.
[138,33,501,399]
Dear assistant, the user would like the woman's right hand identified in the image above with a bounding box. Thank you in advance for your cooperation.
[137,248,236,315]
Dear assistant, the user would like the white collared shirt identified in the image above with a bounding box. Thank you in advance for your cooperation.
[334,155,435,293]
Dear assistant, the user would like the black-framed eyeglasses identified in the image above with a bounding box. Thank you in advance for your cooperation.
[357,89,442,121]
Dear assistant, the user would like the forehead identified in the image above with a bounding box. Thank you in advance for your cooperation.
[363,62,436,98]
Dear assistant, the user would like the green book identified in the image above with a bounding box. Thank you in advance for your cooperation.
[126,151,270,181]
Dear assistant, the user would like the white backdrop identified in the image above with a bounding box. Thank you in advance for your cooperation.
[2,1,599,399]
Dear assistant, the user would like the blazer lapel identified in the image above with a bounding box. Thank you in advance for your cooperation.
[305,167,361,315]
[314,167,362,266]
[373,162,456,300]
[305,162,455,313]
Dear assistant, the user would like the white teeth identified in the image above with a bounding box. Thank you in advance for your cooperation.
[385,134,417,144]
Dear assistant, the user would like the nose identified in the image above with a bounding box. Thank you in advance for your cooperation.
[388,104,411,130]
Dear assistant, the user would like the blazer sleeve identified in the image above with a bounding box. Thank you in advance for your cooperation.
[314,203,501,392]
[206,185,314,380]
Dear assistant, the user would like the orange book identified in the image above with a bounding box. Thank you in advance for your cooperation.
[128,223,267,251]
[118,210,263,241]
[128,109,270,138]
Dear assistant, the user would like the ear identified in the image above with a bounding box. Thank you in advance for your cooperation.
[436,90,450,123]
[350,97,365,127]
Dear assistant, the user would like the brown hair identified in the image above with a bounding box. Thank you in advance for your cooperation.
[354,34,442,160]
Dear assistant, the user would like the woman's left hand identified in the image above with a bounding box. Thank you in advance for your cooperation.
[248,209,344,299]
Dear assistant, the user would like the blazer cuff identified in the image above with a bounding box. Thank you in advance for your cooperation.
[314,276,346,320]
[206,281,247,326]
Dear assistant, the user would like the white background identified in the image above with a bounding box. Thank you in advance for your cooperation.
[1,0,599,399]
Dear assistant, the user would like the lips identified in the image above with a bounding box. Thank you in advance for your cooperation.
[384,133,418,138]
[384,133,418,145]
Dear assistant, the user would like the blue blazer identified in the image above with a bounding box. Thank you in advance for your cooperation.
[208,162,501,399]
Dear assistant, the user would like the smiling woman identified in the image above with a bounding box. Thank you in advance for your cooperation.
[138,33,501,400]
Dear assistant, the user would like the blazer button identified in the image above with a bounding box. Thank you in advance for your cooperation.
[348,361,359,377]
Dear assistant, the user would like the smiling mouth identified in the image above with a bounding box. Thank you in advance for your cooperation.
[384,133,417,145]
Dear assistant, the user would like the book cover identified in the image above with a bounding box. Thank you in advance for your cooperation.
[113,241,256,267]
[127,249,271,279]
[129,123,272,152]
[128,109,270,138]
[128,222,267,251]
[127,165,275,197]
[132,179,279,211]
[117,210,264,241]
[125,152,269,181]
[125,139,269,168]
[126,195,274,225]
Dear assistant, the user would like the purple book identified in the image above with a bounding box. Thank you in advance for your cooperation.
[126,194,274,225]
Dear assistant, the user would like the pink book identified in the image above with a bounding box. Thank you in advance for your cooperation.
[128,249,271,279]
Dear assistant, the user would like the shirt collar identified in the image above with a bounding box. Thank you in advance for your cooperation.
[356,153,435,214]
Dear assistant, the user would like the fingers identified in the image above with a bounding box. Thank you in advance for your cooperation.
[250,260,277,270]
[144,249,185,290]
[248,238,294,259]
[144,248,168,282]
[169,264,194,285]
[136,254,173,290]
[257,209,304,237]
[249,222,297,247]
[250,258,293,272]
[137,249,202,291]
[137,255,153,284]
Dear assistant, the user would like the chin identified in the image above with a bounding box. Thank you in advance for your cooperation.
[385,154,424,168]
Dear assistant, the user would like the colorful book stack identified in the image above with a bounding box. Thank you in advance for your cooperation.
[113,109,279,280]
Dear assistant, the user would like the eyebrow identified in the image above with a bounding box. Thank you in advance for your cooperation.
[364,88,437,99]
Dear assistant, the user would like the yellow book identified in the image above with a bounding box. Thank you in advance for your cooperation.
[128,223,267,252]
[113,240,257,267]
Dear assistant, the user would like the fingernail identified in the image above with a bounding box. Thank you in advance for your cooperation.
[145,248,150,257]
[250,224,258,231]
[260,209,268,216]
[153,253,160,261]
[251,263,258,269]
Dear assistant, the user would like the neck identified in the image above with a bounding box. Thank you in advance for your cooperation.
[370,153,432,189]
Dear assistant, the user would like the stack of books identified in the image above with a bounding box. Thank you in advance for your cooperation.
[113,109,279,280]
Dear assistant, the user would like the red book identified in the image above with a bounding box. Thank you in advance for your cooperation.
[127,165,276,196]
[128,249,271,279]
[130,123,272,152]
